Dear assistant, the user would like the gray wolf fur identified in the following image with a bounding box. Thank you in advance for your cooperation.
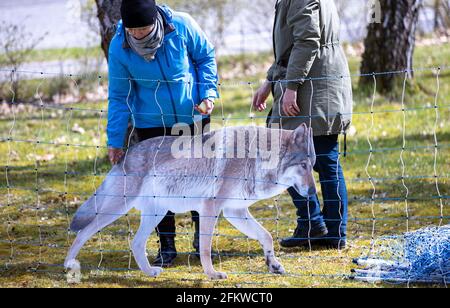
[65,123,317,280]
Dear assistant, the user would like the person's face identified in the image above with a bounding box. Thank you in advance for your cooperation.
[126,25,155,40]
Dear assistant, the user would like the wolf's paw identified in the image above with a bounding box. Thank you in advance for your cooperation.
[207,271,228,280]
[65,259,82,284]
[144,266,164,278]
[268,261,286,275]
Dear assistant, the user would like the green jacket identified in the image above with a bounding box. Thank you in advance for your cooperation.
[267,0,353,136]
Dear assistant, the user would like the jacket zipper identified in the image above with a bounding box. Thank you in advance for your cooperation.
[156,56,179,124]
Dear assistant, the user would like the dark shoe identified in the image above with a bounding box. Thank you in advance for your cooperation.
[193,219,200,253]
[315,238,347,250]
[152,236,177,267]
[280,224,329,248]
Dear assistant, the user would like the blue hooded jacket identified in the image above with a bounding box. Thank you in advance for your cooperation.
[107,6,219,148]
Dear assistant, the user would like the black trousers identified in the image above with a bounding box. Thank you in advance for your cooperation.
[135,117,210,238]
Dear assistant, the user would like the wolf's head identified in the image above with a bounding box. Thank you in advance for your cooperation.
[279,123,317,198]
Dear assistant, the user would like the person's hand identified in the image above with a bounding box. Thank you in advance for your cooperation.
[195,98,215,115]
[253,80,272,112]
[108,147,125,165]
[282,88,300,117]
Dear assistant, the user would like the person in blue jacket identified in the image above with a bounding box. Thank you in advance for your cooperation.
[107,0,219,267]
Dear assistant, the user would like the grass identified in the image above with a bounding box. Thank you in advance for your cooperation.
[0,47,104,64]
[0,43,449,288]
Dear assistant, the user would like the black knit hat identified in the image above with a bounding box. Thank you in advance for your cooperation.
[121,0,158,28]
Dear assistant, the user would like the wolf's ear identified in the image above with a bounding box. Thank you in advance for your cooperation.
[308,127,316,166]
[292,123,308,145]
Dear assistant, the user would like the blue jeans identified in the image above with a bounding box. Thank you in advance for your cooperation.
[287,135,348,241]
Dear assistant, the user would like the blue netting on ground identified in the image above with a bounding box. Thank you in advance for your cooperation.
[353,225,450,285]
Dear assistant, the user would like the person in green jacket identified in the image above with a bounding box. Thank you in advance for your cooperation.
[253,0,353,249]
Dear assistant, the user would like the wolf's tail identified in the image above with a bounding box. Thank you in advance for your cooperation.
[70,195,99,232]
[70,172,132,232]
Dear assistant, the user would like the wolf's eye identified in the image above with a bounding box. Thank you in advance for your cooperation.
[301,163,307,169]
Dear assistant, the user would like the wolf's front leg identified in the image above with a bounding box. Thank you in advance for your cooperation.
[199,203,227,280]
[224,207,285,275]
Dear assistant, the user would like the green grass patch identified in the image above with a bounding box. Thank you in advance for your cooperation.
[0,47,104,64]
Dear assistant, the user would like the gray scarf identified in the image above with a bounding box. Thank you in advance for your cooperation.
[126,12,165,61]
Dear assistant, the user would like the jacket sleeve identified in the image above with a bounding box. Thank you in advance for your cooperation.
[267,63,277,81]
[184,14,219,100]
[286,0,321,90]
[107,50,132,149]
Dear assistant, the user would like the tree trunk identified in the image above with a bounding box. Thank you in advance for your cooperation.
[434,0,439,31]
[95,0,122,61]
[360,0,423,93]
